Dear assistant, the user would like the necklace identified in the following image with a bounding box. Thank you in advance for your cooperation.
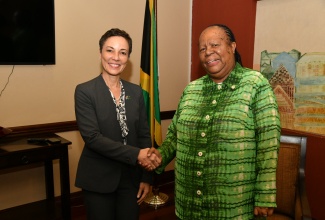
[106,80,122,105]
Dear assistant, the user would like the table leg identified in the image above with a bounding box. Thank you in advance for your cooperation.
[59,146,71,220]
[44,160,54,199]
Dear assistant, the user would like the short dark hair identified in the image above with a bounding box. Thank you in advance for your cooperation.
[99,28,132,56]
[208,24,242,66]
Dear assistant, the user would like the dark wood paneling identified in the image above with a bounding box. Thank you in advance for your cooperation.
[6,121,78,139]
[160,110,175,120]
[4,111,176,139]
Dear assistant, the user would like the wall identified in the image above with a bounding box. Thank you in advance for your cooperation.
[253,0,325,69]
[0,0,191,210]
[254,1,325,219]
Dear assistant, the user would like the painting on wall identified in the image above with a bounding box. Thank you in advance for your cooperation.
[261,50,325,134]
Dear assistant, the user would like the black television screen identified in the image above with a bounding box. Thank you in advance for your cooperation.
[0,0,55,65]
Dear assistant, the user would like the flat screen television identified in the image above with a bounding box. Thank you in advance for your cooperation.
[0,0,55,65]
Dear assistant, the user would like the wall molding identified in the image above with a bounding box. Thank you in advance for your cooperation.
[5,110,176,139]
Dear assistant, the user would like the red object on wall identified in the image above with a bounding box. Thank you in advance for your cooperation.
[191,0,257,80]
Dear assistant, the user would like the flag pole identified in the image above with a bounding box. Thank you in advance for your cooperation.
[140,0,168,209]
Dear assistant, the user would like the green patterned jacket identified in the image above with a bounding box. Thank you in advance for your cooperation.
[156,63,281,220]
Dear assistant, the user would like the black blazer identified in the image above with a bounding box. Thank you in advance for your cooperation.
[74,75,152,193]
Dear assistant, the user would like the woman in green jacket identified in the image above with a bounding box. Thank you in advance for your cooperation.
[147,24,281,220]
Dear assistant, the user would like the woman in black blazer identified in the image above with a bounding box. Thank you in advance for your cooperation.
[74,28,161,220]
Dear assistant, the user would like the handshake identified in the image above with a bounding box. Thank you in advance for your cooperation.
[138,147,162,171]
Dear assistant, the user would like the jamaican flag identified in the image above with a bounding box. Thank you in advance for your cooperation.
[140,0,162,148]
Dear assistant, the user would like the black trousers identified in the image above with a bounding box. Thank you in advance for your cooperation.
[82,167,139,220]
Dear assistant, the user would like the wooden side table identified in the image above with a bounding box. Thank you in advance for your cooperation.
[0,134,72,220]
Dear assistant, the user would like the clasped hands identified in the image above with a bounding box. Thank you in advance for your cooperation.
[138,147,162,171]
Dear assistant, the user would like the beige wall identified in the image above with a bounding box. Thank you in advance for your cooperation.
[0,0,191,210]
[253,0,325,70]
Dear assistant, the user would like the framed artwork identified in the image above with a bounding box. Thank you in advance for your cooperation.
[261,50,325,134]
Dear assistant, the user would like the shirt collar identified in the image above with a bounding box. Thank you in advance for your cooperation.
[205,62,243,91]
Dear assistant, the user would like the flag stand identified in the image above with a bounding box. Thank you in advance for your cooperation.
[144,184,169,209]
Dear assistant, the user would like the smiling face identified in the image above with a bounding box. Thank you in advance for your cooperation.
[198,26,236,83]
[100,36,129,76]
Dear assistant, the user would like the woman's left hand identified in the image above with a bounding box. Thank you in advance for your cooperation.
[137,182,150,204]
[254,206,274,218]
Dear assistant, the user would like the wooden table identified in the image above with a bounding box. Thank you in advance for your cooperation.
[0,134,72,220]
